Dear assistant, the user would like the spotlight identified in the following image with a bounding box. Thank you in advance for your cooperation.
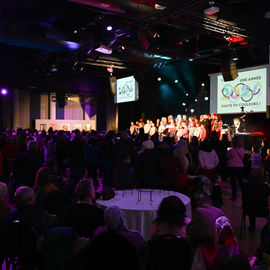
[106,25,112,31]
[204,96,209,101]
[189,58,194,62]
[195,99,198,102]
[174,79,178,83]
[190,108,195,113]
[74,29,78,34]
[182,102,186,106]
[157,77,161,81]
[201,83,205,86]
[186,93,189,96]
[1,88,7,95]
[51,65,58,72]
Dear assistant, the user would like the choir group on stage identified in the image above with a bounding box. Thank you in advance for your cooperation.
[130,113,223,142]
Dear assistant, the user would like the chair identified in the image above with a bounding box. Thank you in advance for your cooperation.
[240,181,269,238]
[146,234,192,270]
[89,231,141,270]
[3,220,40,270]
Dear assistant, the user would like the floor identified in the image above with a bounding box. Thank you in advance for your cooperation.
[220,180,267,258]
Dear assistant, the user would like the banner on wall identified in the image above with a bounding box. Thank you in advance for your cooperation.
[217,67,267,114]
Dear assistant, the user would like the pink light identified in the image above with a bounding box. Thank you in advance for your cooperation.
[1,88,7,95]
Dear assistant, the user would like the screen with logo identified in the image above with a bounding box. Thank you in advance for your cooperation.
[217,67,267,114]
[114,76,139,104]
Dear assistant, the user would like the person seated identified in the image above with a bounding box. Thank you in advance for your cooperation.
[38,226,90,270]
[33,166,58,208]
[187,192,237,270]
[63,178,104,238]
[146,233,192,270]
[0,181,14,255]
[94,206,145,260]
[150,196,191,239]
[242,171,270,232]
[212,245,251,270]
[8,186,58,234]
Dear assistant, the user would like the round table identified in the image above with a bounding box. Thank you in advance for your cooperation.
[96,189,192,241]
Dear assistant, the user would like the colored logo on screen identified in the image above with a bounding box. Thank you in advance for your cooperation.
[221,81,261,103]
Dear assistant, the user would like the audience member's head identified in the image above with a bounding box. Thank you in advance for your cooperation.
[27,140,38,151]
[212,245,250,270]
[14,186,35,206]
[0,182,8,201]
[200,140,212,152]
[157,196,186,226]
[104,206,127,231]
[75,178,95,202]
[251,145,259,153]
[35,167,52,186]
[232,136,243,149]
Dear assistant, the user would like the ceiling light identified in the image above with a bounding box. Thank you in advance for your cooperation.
[95,44,112,54]
[174,79,178,83]
[1,88,7,95]
[186,93,189,96]
[190,108,195,113]
[106,25,112,31]
[201,83,205,86]
[204,6,220,15]
[157,77,161,81]
[204,96,209,101]
[195,99,198,102]
[155,4,166,10]
[51,65,58,72]
[182,102,186,106]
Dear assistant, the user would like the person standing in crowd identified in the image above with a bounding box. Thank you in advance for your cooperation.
[226,136,245,201]
[250,145,263,176]
[144,120,151,134]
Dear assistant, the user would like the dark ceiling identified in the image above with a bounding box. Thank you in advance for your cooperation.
[0,0,269,78]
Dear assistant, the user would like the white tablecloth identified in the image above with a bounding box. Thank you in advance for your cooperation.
[96,189,192,241]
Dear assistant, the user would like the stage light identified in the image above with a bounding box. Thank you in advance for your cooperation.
[201,83,205,86]
[74,29,78,34]
[174,79,178,83]
[182,102,186,106]
[157,77,161,81]
[106,25,112,31]
[204,96,209,101]
[186,93,189,96]
[190,108,195,113]
[189,58,194,62]
[195,99,198,102]
[1,88,7,95]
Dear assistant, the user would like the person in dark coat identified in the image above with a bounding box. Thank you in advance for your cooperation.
[135,140,164,189]
[63,178,104,238]
[242,171,270,232]
[13,140,43,188]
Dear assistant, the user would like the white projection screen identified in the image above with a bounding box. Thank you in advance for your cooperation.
[210,65,269,114]
[114,75,139,104]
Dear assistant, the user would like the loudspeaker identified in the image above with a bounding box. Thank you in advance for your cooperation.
[221,59,238,81]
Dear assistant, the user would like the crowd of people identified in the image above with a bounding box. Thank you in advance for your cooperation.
[0,124,270,269]
[130,113,224,141]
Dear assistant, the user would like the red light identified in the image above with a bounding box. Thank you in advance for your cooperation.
[224,35,245,43]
